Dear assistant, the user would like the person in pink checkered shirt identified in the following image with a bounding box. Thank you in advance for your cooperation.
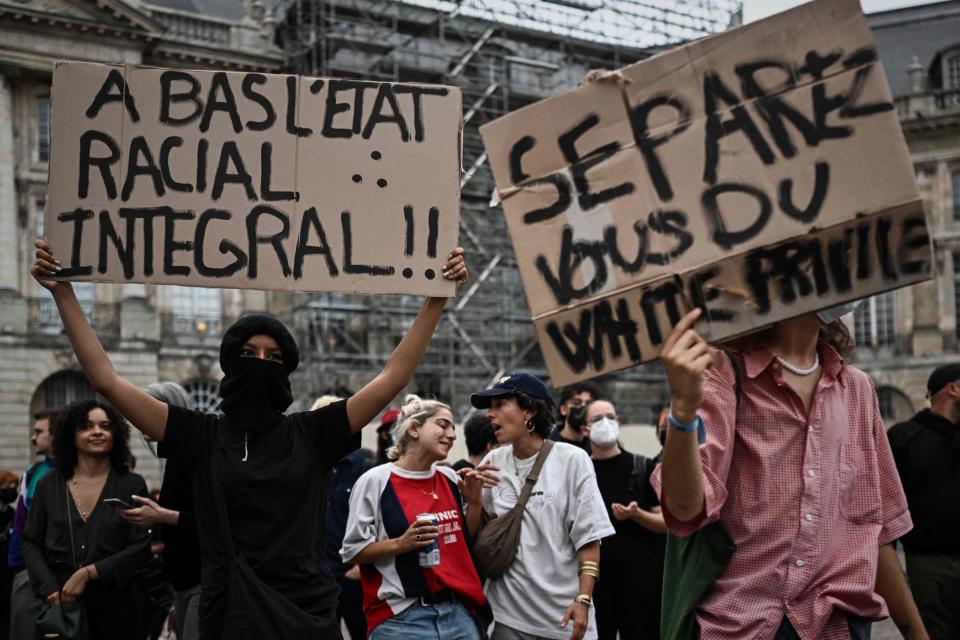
[653,308,928,640]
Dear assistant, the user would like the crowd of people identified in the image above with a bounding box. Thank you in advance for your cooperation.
[0,240,954,640]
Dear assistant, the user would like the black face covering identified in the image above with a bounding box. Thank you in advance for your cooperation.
[0,487,17,505]
[219,357,293,433]
[218,314,300,434]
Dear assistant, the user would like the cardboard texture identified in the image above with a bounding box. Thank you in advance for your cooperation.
[479,0,931,385]
[45,63,462,296]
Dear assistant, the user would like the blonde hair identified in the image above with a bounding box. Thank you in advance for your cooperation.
[310,395,342,411]
[387,394,453,461]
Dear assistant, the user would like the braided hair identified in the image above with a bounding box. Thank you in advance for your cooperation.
[387,394,453,461]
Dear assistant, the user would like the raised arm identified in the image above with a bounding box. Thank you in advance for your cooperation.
[660,309,711,522]
[32,240,168,440]
[345,248,467,432]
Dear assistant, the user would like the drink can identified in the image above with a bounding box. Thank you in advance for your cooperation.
[417,513,440,568]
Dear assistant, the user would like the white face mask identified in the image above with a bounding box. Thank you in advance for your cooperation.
[817,300,862,325]
[588,417,620,447]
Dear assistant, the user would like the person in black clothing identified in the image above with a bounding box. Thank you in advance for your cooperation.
[586,399,666,640]
[22,400,150,640]
[452,413,497,471]
[119,382,201,640]
[0,469,19,640]
[315,394,374,640]
[548,382,598,453]
[888,364,960,640]
[375,408,401,466]
[31,239,468,639]
[324,422,374,640]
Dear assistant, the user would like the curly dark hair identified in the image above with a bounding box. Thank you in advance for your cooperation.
[463,413,497,457]
[52,400,132,479]
[509,392,554,439]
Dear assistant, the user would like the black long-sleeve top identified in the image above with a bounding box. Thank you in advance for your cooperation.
[154,448,201,591]
[888,409,960,555]
[22,469,150,599]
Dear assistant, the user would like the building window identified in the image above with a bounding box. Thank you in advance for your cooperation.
[954,252,960,339]
[183,378,221,413]
[34,371,96,412]
[37,96,50,163]
[36,283,95,333]
[953,171,960,221]
[31,198,94,324]
[876,386,913,424]
[949,54,960,90]
[170,286,223,335]
[853,292,896,348]
[34,196,46,238]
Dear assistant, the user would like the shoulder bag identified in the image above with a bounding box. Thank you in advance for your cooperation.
[34,483,89,640]
[660,351,740,640]
[472,439,554,579]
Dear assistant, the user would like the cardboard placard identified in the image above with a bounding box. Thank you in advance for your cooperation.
[45,63,462,296]
[480,0,931,385]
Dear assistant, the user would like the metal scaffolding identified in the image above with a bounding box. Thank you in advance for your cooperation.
[278,0,740,420]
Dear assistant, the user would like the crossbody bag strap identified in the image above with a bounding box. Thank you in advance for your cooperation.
[511,440,554,514]
[65,483,78,572]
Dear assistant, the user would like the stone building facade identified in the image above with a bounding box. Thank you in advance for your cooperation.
[3,0,957,490]
[0,0,283,487]
[857,1,960,424]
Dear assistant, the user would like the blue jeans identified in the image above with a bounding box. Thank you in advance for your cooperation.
[368,600,480,640]
[774,614,871,640]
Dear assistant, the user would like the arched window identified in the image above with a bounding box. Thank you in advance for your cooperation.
[876,386,913,424]
[31,370,96,415]
[182,378,221,413]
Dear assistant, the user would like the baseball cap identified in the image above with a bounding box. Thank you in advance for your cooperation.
[470,372,553,409]
[927,363,960,396]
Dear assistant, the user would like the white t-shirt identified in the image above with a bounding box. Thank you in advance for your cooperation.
[480,442,615,640]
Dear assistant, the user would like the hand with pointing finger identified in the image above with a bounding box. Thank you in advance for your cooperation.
[660,308,713,425]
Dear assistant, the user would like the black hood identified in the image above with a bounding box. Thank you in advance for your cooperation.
[219,314,300,375]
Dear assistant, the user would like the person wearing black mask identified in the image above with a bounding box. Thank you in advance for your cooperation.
[30,239,468,639]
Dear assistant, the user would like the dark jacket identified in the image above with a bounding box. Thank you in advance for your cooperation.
[155,447,201,591]
[21,470,151,599]
[888,409,960,555]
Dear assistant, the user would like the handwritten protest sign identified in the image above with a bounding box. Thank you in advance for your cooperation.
[480,0,931,385]
[45,63,462,296]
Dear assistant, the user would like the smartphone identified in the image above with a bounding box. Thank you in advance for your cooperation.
[103,498,135,510]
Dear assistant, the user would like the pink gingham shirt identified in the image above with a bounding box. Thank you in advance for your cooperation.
[652,342,912,640]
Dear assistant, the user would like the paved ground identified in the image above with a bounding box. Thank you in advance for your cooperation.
[873,617,901,639]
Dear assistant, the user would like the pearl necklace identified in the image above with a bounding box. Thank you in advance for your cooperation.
[775,352,820,376]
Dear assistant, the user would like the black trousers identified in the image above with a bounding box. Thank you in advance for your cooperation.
[906,553,960,640]
[594,560,661,640]
[337,576,366,640]
[82,581,145,640]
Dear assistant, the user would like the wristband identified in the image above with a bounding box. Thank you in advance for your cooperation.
[668,412,706,445]
[574,594,592,608]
